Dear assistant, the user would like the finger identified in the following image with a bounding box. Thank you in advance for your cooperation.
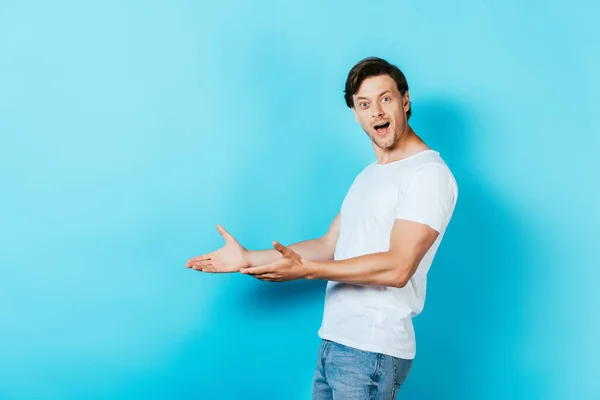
[186,254,212,267]
[251,273,279,281]
[190,260,213,270]
[240,264,274,275]
[217,224,234,242]
[199,262,225,272]
[272,241,293,257]
[202,265,237,274]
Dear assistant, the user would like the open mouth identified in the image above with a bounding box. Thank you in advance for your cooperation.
[374,122,391,135]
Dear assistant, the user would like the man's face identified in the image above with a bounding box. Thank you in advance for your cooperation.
[352,75,411,150]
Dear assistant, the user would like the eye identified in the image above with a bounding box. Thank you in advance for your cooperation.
[382,96,391,102]
[359,102,369,108]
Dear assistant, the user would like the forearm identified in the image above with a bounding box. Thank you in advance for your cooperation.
[247,237,334,267]
[304,251,410,288]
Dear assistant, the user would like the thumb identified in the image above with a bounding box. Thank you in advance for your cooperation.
[273,241,293,257]
[217,224,234,242]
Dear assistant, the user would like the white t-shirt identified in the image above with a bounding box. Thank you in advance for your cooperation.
[317,149,458,359]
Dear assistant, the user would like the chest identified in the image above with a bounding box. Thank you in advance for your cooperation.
[341,171,406,220]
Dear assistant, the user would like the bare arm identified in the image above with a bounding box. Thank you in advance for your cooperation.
[241,163,457,285]
[246,214,340,266]
[304,219,438,287]
[241,219,439,288]
[186,214,340,272]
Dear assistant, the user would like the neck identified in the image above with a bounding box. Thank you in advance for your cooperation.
[374,126,430,165]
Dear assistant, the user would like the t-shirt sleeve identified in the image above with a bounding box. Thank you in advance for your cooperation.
[395,164,458,233]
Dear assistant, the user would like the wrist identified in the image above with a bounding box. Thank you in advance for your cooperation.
[243,249,254,268]
[303,260,320,280]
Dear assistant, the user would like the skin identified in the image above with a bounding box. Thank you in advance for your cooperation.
[186,74,440,288]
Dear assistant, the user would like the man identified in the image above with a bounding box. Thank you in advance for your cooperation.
[186,57,458,399]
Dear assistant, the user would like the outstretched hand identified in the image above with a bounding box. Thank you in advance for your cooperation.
[186,224,251,273]
[240,241,309,282]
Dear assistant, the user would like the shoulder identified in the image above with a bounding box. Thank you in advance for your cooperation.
[408,152,454,179]
[403,153,458,199]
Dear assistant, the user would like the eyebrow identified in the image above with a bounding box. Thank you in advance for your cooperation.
[355,90,392,101]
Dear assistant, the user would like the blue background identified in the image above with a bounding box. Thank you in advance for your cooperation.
[1,1,598,399]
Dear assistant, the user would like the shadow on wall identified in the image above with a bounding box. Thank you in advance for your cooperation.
[403,97,533,399]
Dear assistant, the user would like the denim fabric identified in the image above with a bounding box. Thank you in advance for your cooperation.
[312,339,413,400]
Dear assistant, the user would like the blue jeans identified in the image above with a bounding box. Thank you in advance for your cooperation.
[312,339,413,400]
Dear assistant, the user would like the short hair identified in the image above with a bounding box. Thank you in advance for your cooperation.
[344,57,411,119]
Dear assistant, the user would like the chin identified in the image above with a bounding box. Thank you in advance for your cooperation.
[373,139,393,150]
[371,135,394,148]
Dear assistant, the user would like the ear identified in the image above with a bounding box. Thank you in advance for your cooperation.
[403,91,411,114]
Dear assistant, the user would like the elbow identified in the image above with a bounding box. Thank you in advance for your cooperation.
[389,262,413,288]
[390,276,409,288]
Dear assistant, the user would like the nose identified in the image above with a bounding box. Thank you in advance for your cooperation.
[372,104,383,118]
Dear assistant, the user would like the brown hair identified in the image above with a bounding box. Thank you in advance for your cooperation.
[344,57,411,119]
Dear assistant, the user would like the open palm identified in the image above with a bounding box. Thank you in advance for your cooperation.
[186,224,250,273]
